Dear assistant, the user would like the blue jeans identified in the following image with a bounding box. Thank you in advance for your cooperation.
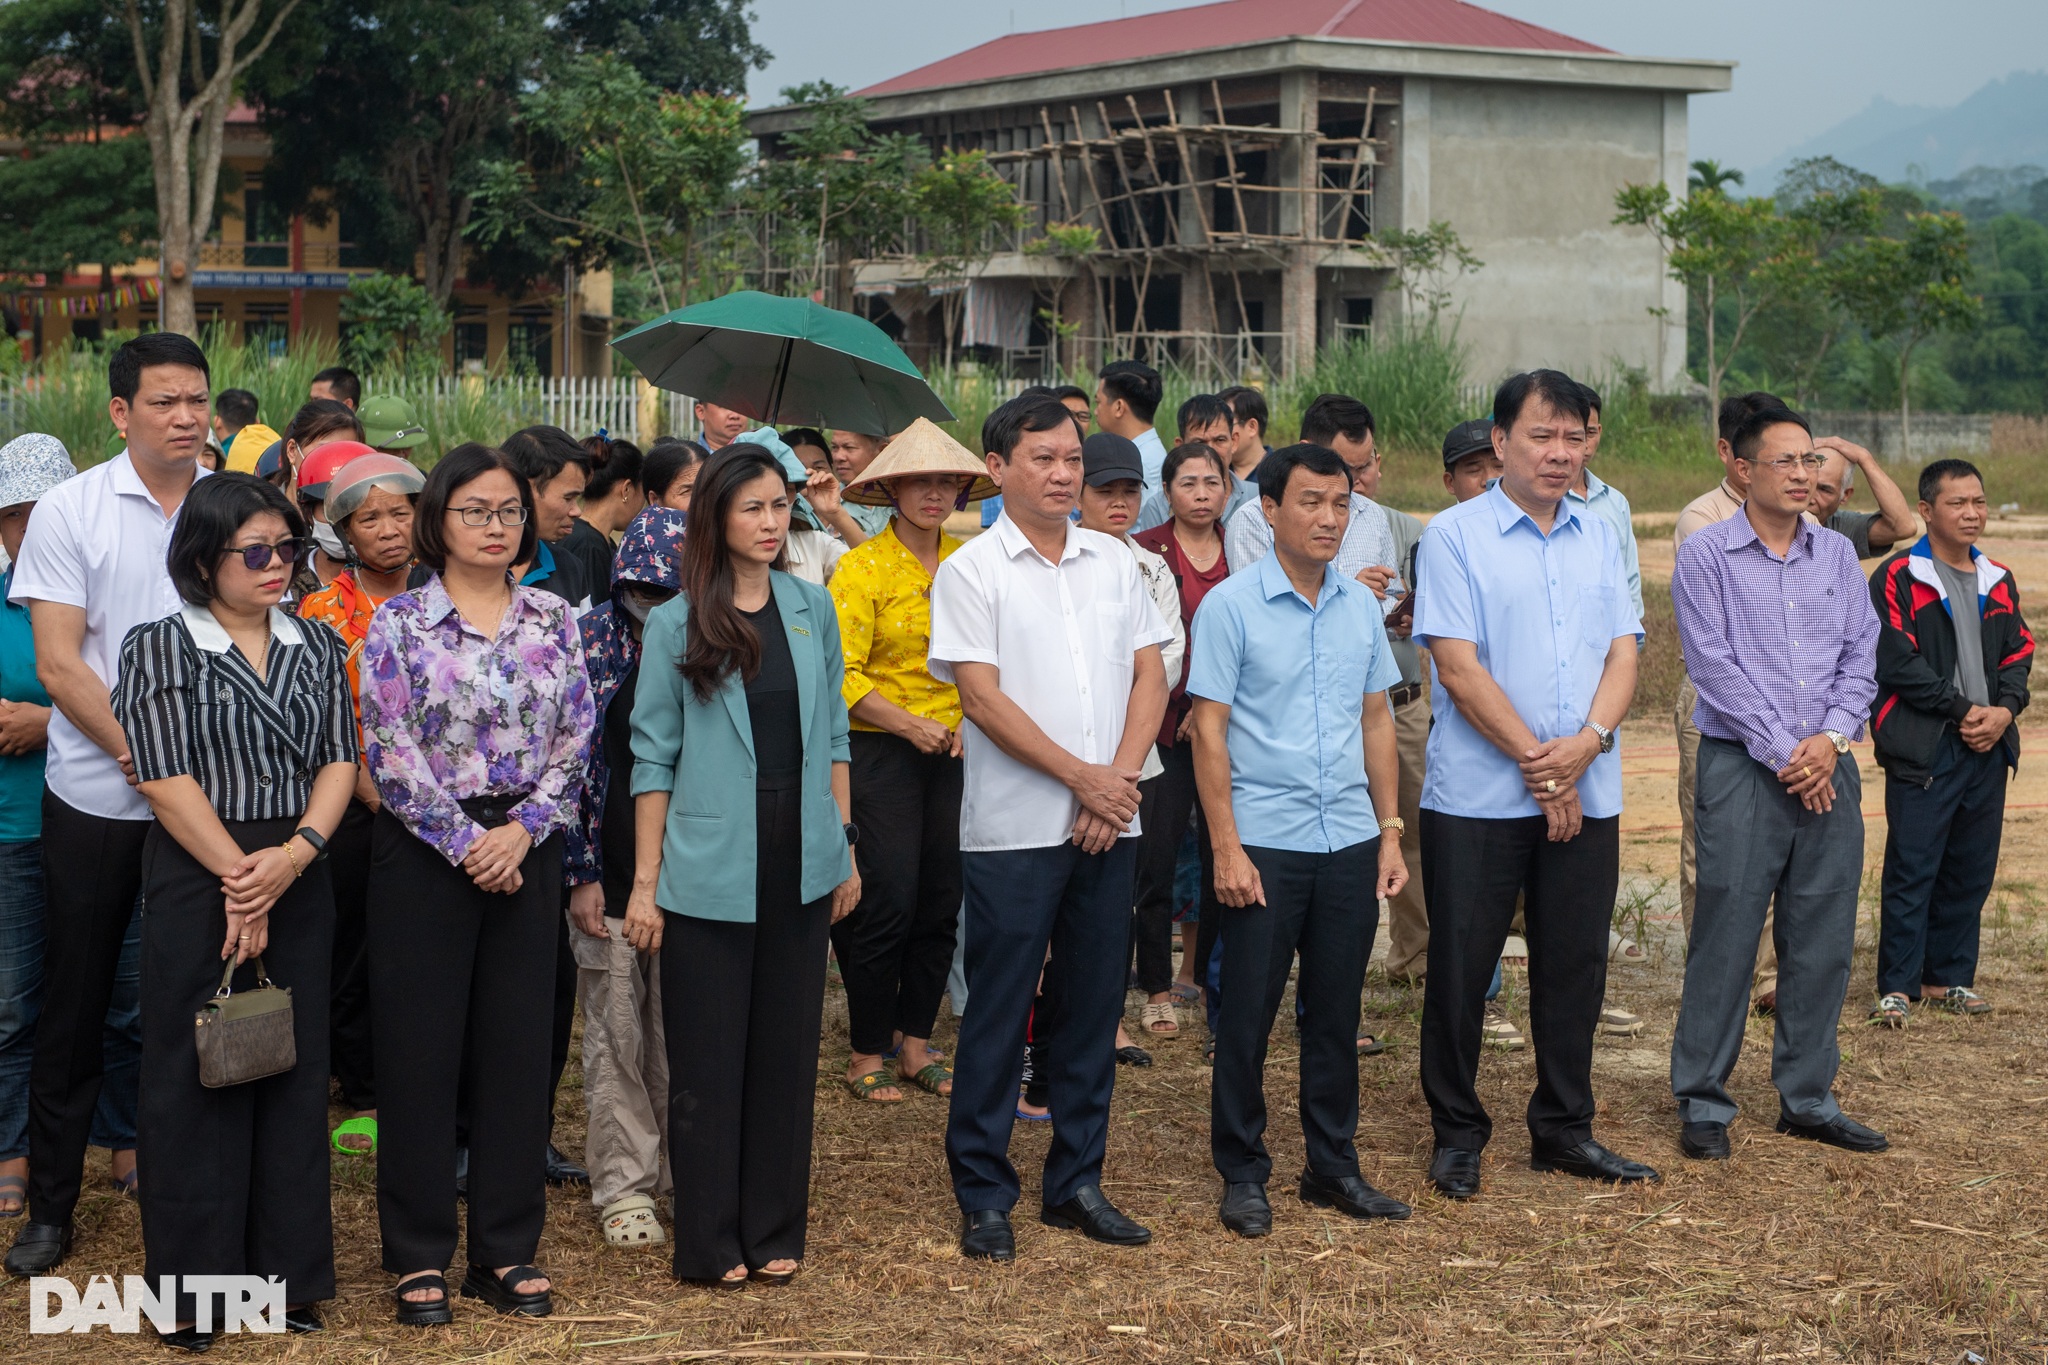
[0,840,141,1162]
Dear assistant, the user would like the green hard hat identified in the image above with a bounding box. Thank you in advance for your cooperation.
[359,394,428,451]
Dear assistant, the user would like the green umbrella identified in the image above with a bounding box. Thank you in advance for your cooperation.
[611,290,954,433]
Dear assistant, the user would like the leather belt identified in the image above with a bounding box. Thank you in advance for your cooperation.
[1387,682,1424,708]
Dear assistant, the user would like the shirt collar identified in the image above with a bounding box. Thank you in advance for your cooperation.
[178,600,304,652]
[519,541,557,587]
[109,452,207,513]
[1484,481,1579,535]
[1570,470,1610,502]
[1722,505,1817,559]
[1254,547,1339,608]
[992,510,1088,566]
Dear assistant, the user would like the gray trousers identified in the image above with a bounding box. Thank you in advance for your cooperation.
[1671,738,1862,1127]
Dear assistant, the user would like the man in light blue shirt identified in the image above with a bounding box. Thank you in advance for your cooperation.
[1569,385,1643,620]
[1411,369,1656,1202]
[1187,443,1411,1239]
[1094,360,1167,493]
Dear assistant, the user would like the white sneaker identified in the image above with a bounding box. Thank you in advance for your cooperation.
[1481,1002,1526,1050]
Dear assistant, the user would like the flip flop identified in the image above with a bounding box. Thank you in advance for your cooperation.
[844,1069,905,1103]
[0,1175,24,1217]
[332,1116,379,1157]
[900,1062,953,1097]
[110,1168,138,1198]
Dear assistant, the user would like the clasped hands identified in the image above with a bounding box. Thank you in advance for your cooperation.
[1521,728,1602,842]
[463,822,532,893]
[1069,760,1143,855]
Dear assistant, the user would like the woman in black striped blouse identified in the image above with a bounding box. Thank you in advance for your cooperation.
[112,473,358,1349]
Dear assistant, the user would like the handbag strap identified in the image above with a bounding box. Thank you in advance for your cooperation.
[214,955,272,998]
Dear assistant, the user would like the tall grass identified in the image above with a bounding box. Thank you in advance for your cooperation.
[1275,328,1473,453]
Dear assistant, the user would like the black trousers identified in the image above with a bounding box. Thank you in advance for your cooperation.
[326,798,375,1112]
[137,818,335,1318]
[831,731,962,1056]
[1211,839,1378,1184]
[1418,811,1617,1152]
[367,799,560,1273]
[661,776,832,1279]
[1133,740,1217,997]
[26,793,149,1227]
[1878,732,2008,997]
[946,839,1137,1213]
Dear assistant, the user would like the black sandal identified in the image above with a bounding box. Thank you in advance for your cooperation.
[462,1263,552,1317]
[393,1271,453,1326]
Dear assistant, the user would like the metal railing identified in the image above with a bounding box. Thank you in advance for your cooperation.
[195,242,366,270]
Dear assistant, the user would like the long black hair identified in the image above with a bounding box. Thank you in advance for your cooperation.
[677,443,789,703]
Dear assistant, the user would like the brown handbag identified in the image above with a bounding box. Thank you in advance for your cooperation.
[193,956,297,1088]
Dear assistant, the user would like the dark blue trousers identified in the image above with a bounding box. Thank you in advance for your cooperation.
[946,839,1137,1214]
[1878,731,2008,998]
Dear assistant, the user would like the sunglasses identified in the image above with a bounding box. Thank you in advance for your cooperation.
[219,538,310,571]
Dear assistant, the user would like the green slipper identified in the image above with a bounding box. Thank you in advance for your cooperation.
[900,1061,953,1097]
[332,1115,378,1156]
[843,1069,904,1103]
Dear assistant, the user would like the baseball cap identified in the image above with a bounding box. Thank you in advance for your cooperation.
[295,440,379,502]
[1441,419,1495,470]
[0,434,77,510]
[223,422,281,474]
[1081,432,1143,487]
[254,441,288,479]
[359,395,428,451]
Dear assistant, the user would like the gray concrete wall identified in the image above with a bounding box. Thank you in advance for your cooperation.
[1408,79,1681,389]
[1807,411,1994,463]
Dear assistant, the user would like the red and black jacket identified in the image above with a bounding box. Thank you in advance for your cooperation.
[1869,537,2033,785]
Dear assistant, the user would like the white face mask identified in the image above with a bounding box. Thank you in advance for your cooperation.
[620,590,654,624]
[311,521,348,561]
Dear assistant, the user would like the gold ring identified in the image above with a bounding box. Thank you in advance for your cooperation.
[1802,765,1812,776]
[1545,779,1557,794]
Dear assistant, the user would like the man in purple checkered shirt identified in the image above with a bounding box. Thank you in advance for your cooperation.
[1668,402,1885,1164]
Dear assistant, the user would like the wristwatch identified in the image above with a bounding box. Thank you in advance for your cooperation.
[1378,816,1406,834]
[1583,721,1615,754]
[843,822,860,847]
[1822,729,1851,755]
[291,826,329,861]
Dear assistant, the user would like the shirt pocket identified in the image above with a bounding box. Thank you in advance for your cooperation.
[1577,585,1616,654]
[1095,599,1135,673]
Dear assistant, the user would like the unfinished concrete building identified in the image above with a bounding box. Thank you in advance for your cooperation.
[746,0,1732,386]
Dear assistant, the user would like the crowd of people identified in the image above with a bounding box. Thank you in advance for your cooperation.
[0,331,2026,1345]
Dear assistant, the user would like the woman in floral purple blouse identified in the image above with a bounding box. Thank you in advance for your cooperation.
[357,443,594,1327]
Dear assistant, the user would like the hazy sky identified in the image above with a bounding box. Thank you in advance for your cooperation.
[746,0,2048,177]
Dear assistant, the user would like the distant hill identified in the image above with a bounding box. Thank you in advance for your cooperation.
[1755,70,2048,188]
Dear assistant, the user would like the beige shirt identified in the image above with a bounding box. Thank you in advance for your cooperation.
[1674,477,1818,551]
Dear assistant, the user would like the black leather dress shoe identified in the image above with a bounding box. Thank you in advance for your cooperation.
[1298,1170,1412,1221]
[959,1209,1015,1261]
[1041,1184,1151,1246]
[282,1306,323,1334]
[1776,1111,1888,1153]
[4,1220,70,1277]
[544,1142,589,1186]
[1530,1139,1661,1185]
[1680,1121,1731,1160]
[1427,1147,1482,1200]
[1218,1182,1271,1237]
[157,1325,213,1353]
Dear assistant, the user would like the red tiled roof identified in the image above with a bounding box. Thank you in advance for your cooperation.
[859,0,1609,97]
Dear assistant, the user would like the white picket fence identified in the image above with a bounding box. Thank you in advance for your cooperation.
[413,376,695,445]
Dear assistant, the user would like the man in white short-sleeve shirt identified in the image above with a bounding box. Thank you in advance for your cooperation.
[929,392,1170,1263]
[3,333,208,1271]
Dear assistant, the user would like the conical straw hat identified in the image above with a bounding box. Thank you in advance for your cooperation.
[841,417,998,506]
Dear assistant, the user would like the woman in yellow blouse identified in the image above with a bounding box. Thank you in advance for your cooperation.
[827,421,995,1103]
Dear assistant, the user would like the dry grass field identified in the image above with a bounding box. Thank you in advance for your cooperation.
[7,531,2048,1363]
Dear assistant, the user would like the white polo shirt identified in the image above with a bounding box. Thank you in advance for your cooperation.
[929,514,1174,852]
[8,451,203,820]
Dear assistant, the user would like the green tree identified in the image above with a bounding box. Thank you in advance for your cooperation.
[1616,180,1808,436]
[750,82,925,302]
[1376,220,1485,329]
[1688,159,1745,195]
[0,0,145,139]
[470,52,748,316]
[1833,210,1982,452]
[0,137,158,274]
[912,148,1026,367]
[550,0,767,94]
[338,271,450,373]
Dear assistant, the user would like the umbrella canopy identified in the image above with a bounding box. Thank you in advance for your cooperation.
[611,290,955,434]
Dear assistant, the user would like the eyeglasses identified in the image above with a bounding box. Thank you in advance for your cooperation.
[452,505,530,527]
[1741,453,1824,472]
[220,538,309,571]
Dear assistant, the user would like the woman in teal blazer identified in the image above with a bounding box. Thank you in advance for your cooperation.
[622,443,857,1288]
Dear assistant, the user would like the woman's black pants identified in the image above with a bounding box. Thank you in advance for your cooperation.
[325,798,376,1111]
[137,817,335,1320]
[661,774,832,1280]
[367,798,561,1274]
[830,731,961,1056]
